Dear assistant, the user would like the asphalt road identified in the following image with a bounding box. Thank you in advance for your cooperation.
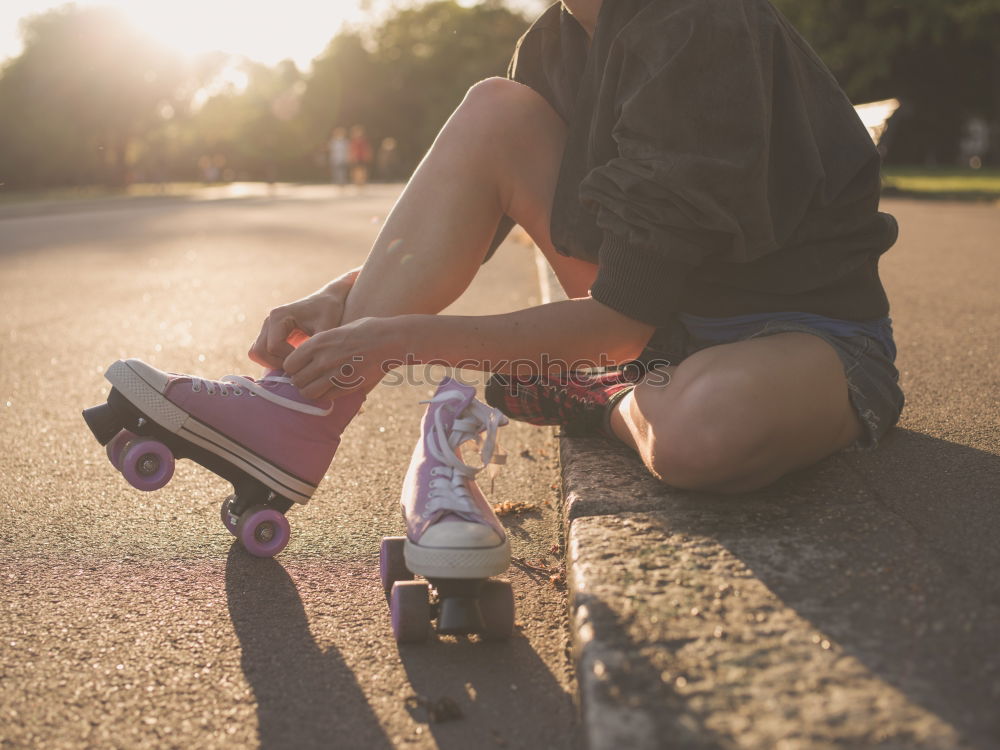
[0,185,580,749]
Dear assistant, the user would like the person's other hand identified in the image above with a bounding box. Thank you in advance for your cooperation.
[283,316,403,400]
[248,269,359,369]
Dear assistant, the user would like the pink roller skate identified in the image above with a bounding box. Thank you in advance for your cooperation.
[379,377,515,643]
[83,359,362,557]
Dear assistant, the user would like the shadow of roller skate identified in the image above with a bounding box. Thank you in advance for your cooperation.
[396,609,581,749]
[225,546,392,750]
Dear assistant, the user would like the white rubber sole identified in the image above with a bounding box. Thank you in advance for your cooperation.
[105,360,316,504]
[403,537,511,579]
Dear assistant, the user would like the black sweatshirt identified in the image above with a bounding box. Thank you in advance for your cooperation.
[507,0,898,326]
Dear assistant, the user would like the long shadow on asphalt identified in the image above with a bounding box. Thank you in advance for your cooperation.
[225,546,393,750]
[634,431,1000,747]
[839,429,1000,602]
[396,617,580,749]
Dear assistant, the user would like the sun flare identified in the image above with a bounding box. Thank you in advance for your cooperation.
[6,0,383,67]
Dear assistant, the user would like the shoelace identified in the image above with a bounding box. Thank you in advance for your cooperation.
[421,389,505,521]
[189,373,332,416]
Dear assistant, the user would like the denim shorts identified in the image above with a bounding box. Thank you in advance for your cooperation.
[640,311,905,451]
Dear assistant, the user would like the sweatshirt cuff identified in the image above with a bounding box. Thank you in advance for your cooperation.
[590,232,688,327]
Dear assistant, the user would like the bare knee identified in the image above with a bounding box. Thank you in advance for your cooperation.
[650,436,770,495]
[456,78,563,152]
[633,374,771,492]
[456,77,566,231]
[628,334,859,493]
[462,76,553,114]
[463,76,518,101]
[643,422,758,492]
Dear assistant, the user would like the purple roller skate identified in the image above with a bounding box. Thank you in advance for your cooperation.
[380,377,515,643]
[83,359,363,557]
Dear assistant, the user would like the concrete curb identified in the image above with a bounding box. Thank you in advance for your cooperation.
[559,435,1000,749]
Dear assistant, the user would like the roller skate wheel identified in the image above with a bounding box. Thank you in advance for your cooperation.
[121,439,174,491]
[106,430,138,472]
[390,581,430,644]
[379,536,413,596]
[478,580,515,641]
[236,505,290,558]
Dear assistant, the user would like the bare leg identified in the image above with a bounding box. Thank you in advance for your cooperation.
[609,333,863,493]
[341,78,595,325]
[333,81,859,493]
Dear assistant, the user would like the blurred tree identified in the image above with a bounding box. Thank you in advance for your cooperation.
[302,0,528,177]
[0,1,530,188]
[772,0,1000,164]
[302,32,386,152]
[183,59,312,182]
[367,1,528,169]
[4,1,997,188]
[0,6,192,188]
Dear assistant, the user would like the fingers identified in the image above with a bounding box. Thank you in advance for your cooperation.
[286,328,310,348]
[296,363,376,401]
[248,310,302,370]
[281,334,311,376]
[289,358,361,401]
[285,357,329,398]
[284,334,373,400]
[283,337,332,399]
[265,315,297,364]
[249,323,284,369]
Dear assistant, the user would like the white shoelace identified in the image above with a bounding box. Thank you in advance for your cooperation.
[189,373,332,416]
[420,389,505,521]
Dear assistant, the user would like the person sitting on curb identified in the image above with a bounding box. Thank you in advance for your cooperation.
[249,0,904,495]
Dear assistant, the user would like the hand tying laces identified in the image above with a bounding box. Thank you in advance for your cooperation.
[421,389,505,522]
[188,373,333,416]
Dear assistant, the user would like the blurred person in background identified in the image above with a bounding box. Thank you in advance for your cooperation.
[329,126,350,186]
[348,125,373,187]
